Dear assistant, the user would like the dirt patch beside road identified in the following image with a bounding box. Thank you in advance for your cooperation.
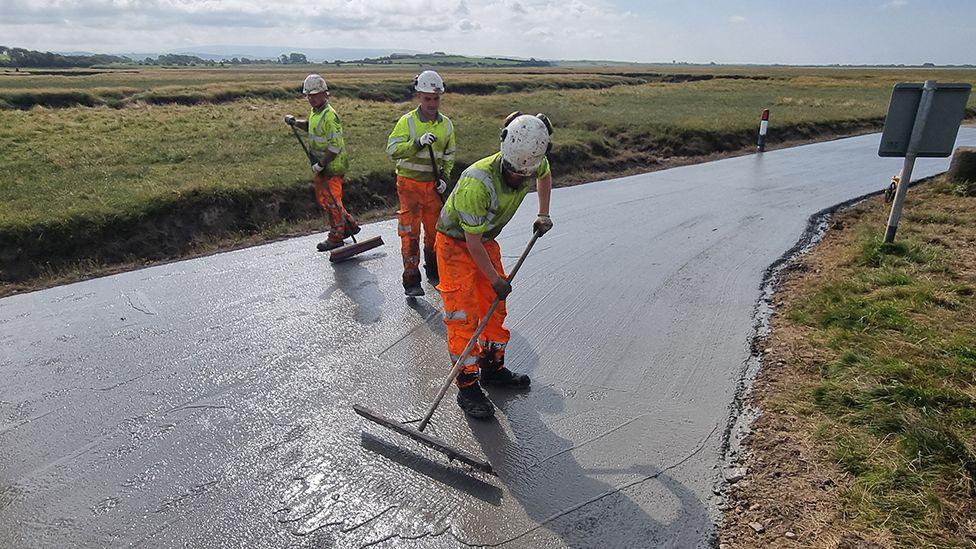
[720,179,976,548]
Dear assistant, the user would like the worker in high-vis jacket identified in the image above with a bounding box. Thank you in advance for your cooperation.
[284,74,357,252]
[435,113,553,419]
[386,70,456,296]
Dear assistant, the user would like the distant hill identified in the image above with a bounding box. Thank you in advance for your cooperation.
[347,52,552,67]
[553,59,646,67]
[112,52,169,62]
[168,45,420,63]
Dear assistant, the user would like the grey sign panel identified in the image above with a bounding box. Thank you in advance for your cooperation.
[878,83,971,157]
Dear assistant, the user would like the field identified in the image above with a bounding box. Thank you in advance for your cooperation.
[1,65,975,288]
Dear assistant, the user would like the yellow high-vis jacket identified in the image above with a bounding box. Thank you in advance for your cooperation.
[308,104,348,175]
[386,108,456,181]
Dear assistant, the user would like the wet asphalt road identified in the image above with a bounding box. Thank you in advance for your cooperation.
[3,129,975,548]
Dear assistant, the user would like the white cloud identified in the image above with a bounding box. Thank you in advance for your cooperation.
[526,26,554,40]
[1,0,457,32]
[0,0,658,61]
[5,0,967,64]
[457,19,480,31]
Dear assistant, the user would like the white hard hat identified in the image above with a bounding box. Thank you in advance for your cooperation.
[414,70,444,94]
[500,114,552,176]
[303,74,328,95]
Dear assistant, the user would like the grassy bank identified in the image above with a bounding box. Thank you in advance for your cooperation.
[1,66,975,288]
[0,70,660,109]
[721,178,976,548]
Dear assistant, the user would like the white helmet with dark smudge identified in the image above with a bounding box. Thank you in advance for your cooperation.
[414,70,445,94]
[500,113,553,176]
[302,74,328,95]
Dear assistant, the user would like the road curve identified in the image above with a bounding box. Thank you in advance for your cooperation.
[2,128,974,548]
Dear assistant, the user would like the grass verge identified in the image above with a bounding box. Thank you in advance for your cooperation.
[720,177,976,548]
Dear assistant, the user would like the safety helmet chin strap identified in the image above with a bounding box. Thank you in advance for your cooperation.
[501,161,530,189]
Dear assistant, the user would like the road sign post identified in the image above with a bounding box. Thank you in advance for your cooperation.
[884,80,935,243]
[878,80,971,243]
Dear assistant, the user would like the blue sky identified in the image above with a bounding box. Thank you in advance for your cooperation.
[1,0,973,64]
[616,0,974,64]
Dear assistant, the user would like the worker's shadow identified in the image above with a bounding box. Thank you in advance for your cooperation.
[405,297,447,340]
[468,331,712,548]
[318,256,385,325]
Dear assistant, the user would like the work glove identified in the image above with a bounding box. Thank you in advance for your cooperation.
[436,178,448,194]
[492,277,512,301]
[533,214,553,236]
[311,162,325,174]
[417,132,437,147]
[284,114,296,126]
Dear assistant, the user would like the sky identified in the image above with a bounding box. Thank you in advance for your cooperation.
[1,0,974,64]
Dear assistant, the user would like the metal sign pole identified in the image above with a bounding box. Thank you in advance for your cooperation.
[884,80,937,243]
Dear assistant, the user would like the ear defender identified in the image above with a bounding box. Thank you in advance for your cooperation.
[500,111,524,140]
[536,113,553,154]
[535,113,553,135]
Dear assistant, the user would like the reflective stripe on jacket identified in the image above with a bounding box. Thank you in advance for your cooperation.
[308,104,349,176]
[437,152,550,240]
[386,108,456,181]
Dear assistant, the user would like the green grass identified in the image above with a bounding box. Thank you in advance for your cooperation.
[952,179,976,197]
[0,70,653,107]
[1,65,975,286]
[786,183,976,547]
[3,67,972,230]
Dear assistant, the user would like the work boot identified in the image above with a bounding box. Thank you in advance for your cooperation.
[456,383,494,419]
[402,270,425,297]
[480,366,531,389]
[423,248,439,286]
[317,238,344,252]
[344,218,362,237]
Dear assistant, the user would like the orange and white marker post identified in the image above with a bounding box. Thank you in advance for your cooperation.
[757,108,769,152]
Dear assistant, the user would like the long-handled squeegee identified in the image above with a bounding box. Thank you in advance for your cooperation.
[354,231,541,475]
[289,126,384,262]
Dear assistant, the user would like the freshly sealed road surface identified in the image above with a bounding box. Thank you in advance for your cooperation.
[3,129,975,548]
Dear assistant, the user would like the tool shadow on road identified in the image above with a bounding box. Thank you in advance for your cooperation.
[318,256,385,325]
[359,431,504,506]
[469,331,712,547]
[406,297,447,340]
[359,295,502,505]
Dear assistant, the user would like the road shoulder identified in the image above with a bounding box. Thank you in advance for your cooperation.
[720,177,976,548]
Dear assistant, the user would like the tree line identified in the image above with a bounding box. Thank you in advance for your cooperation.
[0,46,129,68]
[0,46,311,68]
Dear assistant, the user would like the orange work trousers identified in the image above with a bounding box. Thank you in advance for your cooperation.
[396,176,442,272]
[435,232,510,388]
[314,174,356,242]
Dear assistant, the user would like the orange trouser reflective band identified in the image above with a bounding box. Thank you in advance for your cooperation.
[314,174,355,241]
[435,232,510,388]
[396,176,442,271]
